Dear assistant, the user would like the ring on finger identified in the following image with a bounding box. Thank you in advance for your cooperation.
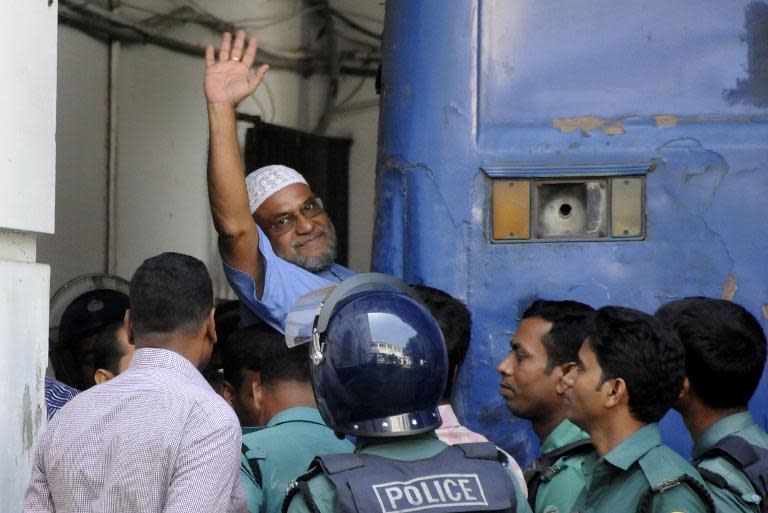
[231,56,240,62]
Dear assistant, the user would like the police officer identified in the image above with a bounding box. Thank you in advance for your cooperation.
[657,297,768,513]
[562,306,715,513]
[497,299,595,513]
[234,325,353,513]
[283,274,532,513]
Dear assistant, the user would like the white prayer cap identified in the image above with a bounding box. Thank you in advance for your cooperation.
[246,165,309,213]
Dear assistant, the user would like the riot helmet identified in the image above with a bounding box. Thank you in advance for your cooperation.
[303,273,448,437]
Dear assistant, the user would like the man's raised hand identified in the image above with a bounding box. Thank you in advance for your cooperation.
[204,30,269,107]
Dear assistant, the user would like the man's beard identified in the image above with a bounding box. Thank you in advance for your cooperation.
[278,222,337,272]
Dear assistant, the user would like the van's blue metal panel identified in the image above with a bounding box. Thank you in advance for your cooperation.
[374,0,768,466]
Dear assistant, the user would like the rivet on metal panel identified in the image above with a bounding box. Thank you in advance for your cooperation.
[611,177,643,237]
[492,180,530,240]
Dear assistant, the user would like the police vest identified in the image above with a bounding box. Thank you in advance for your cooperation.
[697,435,768,513]
[288,442,516,513]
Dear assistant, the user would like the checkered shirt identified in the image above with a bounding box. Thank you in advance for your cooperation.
[23,348,247,513]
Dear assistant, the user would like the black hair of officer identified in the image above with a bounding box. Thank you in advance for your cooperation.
[656,297,767,409]
[410,284,471,401]
[90,321,131,383]
[522,299,594,371]
[587,306,686,423]
[223,324,310,386]
[220,323,310,426]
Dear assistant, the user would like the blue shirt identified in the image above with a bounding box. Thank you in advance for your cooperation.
[44,377,80,420]
[223,226,355,333]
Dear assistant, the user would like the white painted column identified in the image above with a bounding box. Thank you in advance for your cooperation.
[0,2,58,511]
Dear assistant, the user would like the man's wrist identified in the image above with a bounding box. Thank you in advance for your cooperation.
[207,101,238,115]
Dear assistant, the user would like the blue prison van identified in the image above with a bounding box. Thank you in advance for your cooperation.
[373,0,768,465]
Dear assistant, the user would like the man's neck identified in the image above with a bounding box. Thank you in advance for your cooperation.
[261,381,317,425]
[678,398,746,440]
[135,333,208,369]
[585,412,645,457]
[532,411,568,443]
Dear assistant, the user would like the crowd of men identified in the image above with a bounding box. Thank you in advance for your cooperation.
[22,30,768,513]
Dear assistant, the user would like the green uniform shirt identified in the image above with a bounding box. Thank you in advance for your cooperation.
[533,419,592,513]
[240,407,353,513]
[692,411,768,513]
[286,431,533,513]
[571,423,711,513]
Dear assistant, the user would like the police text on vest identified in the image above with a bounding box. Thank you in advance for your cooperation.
[373,474,488,513]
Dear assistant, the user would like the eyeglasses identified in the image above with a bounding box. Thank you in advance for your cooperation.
[268,197,325,235]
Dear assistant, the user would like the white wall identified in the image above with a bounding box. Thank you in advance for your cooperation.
[37,26,109,293]
[0,2,58,510]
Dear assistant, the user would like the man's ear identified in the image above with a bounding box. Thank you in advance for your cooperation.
[556,363,577,394]
[94,368,115,385]
[678,376,691,401]
[124,310,135,345]
[250,373,263,412]
[603,377,627,408]
[553,363,569,394]
[220,379,236,407]
[207,307,217,344]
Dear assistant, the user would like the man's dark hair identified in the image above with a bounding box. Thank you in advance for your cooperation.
[522,299,594,372]
[129,252,213,339]
[91,321,127,375]
[656,297,767,409]
[587,306,685,423]
[222,324,309,389]
[410,284,471,399]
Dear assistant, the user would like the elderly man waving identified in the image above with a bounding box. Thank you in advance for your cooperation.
[204,31,355,331]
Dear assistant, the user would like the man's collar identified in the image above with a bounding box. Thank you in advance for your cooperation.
[266,406,326,428]
[693,410,754,459]
[542,418,590,453]
[602,423,662,471]
[129,347,208,387]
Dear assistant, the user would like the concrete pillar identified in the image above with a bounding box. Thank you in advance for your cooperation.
[0,2,58,511]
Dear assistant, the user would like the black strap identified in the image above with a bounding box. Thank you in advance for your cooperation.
[636,474,716,513]
[241,443,263,488]
[455,442,504,461]
[525,439,594,510]
[700,435,760,470]
[282,466,323,513]
[698,467,744,496]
